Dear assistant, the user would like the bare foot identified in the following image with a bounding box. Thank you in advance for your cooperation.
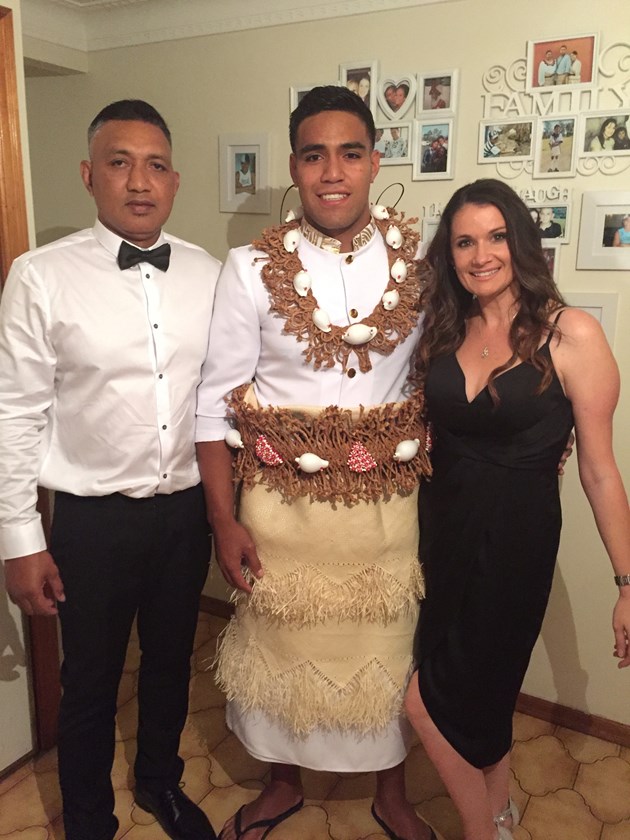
[372,797,435,840]
[219,782,303,840]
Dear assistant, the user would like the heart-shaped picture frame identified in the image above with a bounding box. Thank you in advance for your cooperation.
[377,75,417,120]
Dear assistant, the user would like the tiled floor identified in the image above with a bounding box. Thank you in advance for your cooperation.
[1,613,630,839]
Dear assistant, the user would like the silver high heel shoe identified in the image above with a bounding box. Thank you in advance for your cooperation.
[494,798,519,839]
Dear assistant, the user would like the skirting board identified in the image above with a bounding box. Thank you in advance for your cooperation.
[516,693,630,748]
[198,598,630,749]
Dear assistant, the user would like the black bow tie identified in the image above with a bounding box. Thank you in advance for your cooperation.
[117,241,171,272]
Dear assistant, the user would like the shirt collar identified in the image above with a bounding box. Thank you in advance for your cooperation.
[299,218,376,254]
[92,219,167,259]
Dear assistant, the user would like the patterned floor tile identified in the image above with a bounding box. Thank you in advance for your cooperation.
[0,769,61,832]
[520,788,602,840]
[511,735,578,796]
[512,712,556,742]
[601,820,630,839]
[574,755,630,822]
[555,726,620,763]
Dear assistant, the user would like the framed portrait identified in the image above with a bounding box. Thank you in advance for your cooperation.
[374,122,412,166]
[412,118,454,181]
[577,191,630,270]
[533,116,577,179]
[219,133,270,214]
[525,33,598,93]
[339,60,378,114]
[417,70,458,116]
[563,292,618,347]
[290,83,331,112]
[542,243,560,283]
[579,110,630,156]
[377,74,417,121]
[478,117,536,164]
[420,216,441,257]
[527,202,571,244]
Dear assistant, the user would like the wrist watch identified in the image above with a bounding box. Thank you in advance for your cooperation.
[614,574,630,586]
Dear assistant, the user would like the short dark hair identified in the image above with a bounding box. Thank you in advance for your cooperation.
[289,85,375,152]
[87,99,172,147]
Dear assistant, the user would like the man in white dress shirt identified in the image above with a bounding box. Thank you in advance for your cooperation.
[0,100,220,840]
[196,87,434,840]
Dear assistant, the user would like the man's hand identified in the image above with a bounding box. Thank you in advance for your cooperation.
[213,519,263,593]
[558,430,576,476]
[4,550,65,616]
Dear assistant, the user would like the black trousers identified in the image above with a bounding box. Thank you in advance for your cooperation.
[51,485,211,840]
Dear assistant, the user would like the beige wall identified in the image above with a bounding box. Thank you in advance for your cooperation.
[25,0,630,724]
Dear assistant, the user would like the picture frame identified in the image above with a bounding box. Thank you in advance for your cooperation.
[420,215,441,257]
[417,70,458,115]
[478,117,536,164]
[339,59,378,115]
[412,118,454,181]
[377,74,417,121]
[290,83,331,112]
[219,133,270,215]
[563,292,618,347]
[542,243,560,283]
[525,33,598,93]
[374,121,412,166]
[528,202,571,244]
[533,116,577,179]
[578,110,630,156]
[577,191,630,270]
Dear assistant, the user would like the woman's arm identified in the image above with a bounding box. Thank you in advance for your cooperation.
[552,307,630,667]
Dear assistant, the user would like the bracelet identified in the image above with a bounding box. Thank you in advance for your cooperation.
[614,574,630,587]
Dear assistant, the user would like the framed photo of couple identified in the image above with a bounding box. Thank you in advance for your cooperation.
[412,118,454,181]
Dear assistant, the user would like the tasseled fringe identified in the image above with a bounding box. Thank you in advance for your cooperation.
[227,385,431,507]
[232,561,424,628]
[214,623,412,736]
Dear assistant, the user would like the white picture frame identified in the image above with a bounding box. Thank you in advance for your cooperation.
[374,121,412,166]
[412,118,454,181]
[416,69,458,116]
[478,117,536,164]
[420,216,441,257]
[377,74,417,121]
[339,59,378,115]
[578,110,630,157]
[219,133,270,215]
[563,292,618,347]
[577,191,630,270]
[525,33,598,94]
[533,116,577,179]
[542,243,560,283]
[289,83,331,112]
[528,202,571,244]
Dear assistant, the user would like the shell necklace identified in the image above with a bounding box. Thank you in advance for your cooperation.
[252,205,421,373]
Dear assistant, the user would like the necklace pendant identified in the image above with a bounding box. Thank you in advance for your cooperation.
[481,346,489,358]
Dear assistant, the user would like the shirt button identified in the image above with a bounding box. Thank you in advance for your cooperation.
[145,273,150,279]
[347,368,356,378]
[162,424,167,430]
[158,373,164,379]
[153,323,158,329]
[349,308,358,319]
[345,254,354,264]
[163,473,168,479]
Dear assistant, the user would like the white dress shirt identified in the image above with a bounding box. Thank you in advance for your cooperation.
[195,226,423,441]
[0,220,221,560]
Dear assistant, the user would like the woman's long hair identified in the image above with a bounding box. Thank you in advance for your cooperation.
[417,178,566,403]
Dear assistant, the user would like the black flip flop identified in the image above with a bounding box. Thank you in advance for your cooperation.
[371,802,438,840]
[222,797,304,840]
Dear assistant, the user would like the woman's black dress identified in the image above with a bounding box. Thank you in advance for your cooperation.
[414,338,574,768]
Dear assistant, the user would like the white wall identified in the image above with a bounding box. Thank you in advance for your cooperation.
[24,0,630,725]
[1,0,36,774]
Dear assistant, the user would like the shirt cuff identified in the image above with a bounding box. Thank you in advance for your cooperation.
[0,519,47,561]
[195,416,232,442]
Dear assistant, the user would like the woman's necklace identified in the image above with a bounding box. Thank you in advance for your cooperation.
[474,306,518,359]
[252,206,421,374]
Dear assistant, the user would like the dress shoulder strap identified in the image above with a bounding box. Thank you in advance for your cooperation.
[544,308,565,347]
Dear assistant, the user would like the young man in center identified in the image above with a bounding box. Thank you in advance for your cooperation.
[196,86,435,840]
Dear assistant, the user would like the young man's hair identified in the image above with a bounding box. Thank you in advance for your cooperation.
[87,99,172,147]
[289,85,376,152]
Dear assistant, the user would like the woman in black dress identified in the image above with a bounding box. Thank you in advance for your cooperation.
[405,179,630,840]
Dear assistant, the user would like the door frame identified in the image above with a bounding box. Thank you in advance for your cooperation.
[0,4,61,753]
